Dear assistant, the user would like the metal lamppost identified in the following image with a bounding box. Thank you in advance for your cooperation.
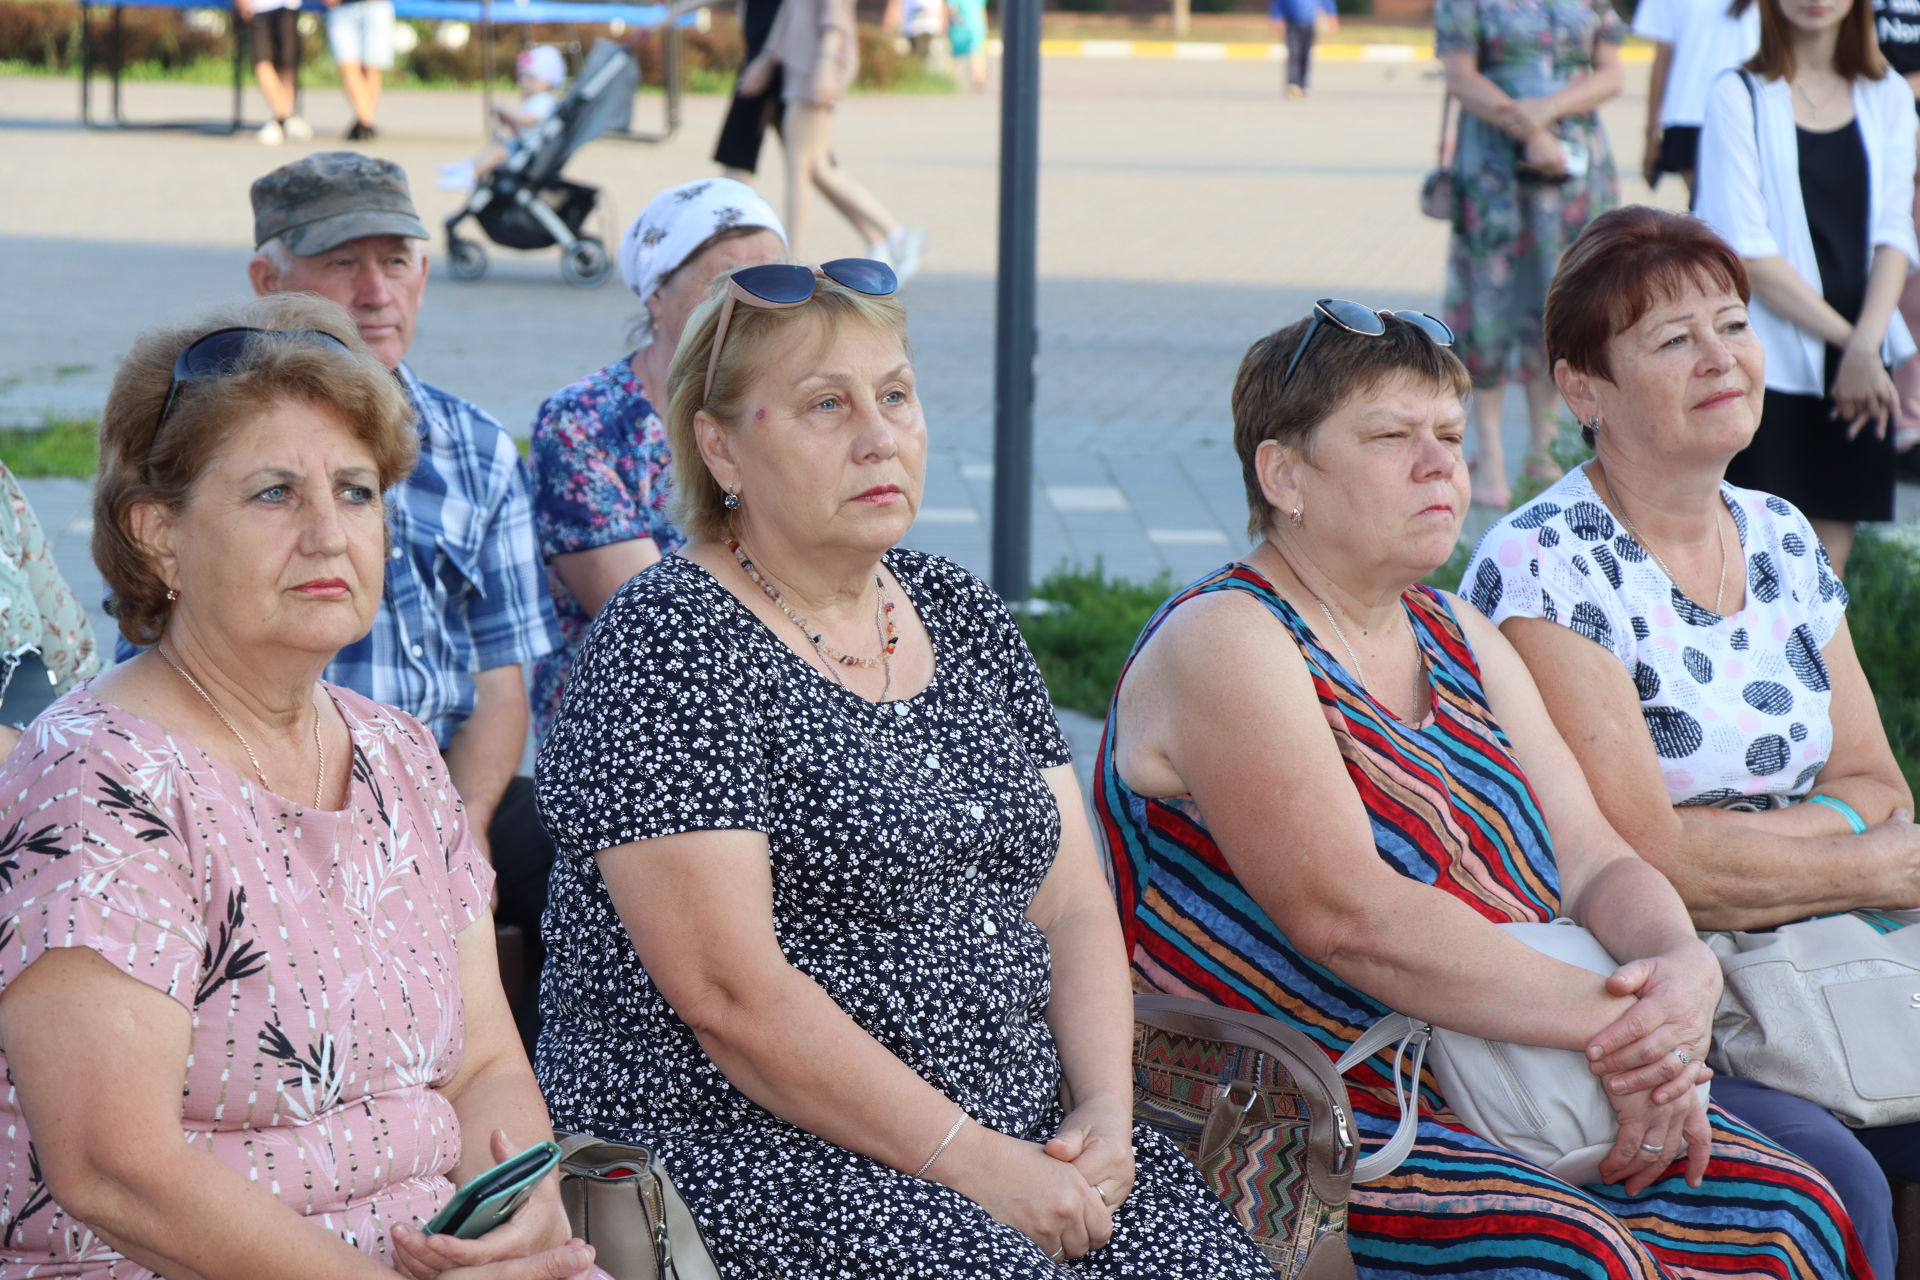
[990,0,1041,604]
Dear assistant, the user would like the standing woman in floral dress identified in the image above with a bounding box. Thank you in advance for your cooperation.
[1439,0,1625,508]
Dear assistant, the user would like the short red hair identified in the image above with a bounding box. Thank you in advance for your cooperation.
[1545,205,1751,386]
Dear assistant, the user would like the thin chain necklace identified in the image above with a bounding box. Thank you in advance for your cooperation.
[156,646,325,808]
[729,540,898,699]
[1792,74,1847,120]
[1271,544,1412,709]
[1595,467,1728,614]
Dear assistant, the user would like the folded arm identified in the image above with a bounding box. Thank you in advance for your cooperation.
[1501,615,1920,929]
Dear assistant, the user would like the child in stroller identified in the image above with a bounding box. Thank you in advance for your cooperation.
[442,39,639,287]
[439,44,567,193]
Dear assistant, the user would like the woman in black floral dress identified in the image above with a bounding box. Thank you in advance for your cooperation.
[533,262,1269,1278]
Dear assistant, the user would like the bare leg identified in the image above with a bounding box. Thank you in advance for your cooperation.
[1470,382,1511,508]
[787,101,898,249]
[362,66,382,124]
[722,166,756,181]
[1810,519,1856,577]
[339,60,375,125]
[1522,373,1563,481]
[255,60,296,120]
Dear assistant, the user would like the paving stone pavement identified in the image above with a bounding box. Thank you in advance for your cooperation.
[4,55,1913,636]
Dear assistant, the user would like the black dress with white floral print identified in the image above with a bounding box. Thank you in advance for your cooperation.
[534,549,1269,1279]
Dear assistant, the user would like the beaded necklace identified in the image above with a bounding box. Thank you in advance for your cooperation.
[729,539,898,697]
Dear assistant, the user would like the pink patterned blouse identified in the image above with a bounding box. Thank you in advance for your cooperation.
[0,684,493,1276]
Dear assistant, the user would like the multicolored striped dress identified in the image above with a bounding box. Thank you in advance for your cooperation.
[1094,564,1871,1280]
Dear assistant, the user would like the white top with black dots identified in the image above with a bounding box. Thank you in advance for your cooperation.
[1462,466,1848,809]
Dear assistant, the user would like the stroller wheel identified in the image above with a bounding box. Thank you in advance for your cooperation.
[447,237,488,282]
[561,237,613,289]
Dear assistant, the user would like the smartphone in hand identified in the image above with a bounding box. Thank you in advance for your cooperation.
[424,1141,564,1240]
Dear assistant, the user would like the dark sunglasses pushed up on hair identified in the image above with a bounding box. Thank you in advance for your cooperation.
[155,326,354,434]
[702,258,900,405]
[1281,298,1455,388]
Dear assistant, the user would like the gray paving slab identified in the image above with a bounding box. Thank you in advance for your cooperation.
[3,55,1914,617]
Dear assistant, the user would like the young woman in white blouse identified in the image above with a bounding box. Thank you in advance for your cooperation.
[1694,0,1917,574]
[1464,205,1920,1280]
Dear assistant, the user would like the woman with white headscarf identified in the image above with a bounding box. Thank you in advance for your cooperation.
[528,178,789,740]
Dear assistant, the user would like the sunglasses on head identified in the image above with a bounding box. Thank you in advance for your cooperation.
[1281,298,1455,388]
[155,326,353,434]
[702,258,900,405]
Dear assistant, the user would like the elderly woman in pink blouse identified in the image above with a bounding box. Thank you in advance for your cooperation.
[0,296,594,1280]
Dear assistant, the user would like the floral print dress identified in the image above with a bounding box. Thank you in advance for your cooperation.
[0,686,492,1276]
[1438,0,1623,387]
[528,355,687,740]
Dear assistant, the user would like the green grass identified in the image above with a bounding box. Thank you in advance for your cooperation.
[0,417,99,479]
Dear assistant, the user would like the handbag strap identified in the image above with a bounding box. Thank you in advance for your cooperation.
[1332,1015,1431,1184]
[1437,93,1456,156]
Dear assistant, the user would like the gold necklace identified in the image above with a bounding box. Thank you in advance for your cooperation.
[729,540,897,700]
[1596,468,1728,614]
[1271,545,1412,707]
[156,646,326,808]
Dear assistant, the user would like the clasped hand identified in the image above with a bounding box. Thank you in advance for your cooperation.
[944,1103,1136,1262]
[1832,342,1898,441]
[1583,950,1719,1195]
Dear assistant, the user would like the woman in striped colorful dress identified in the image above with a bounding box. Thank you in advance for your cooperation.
[1093,304,1870,1280]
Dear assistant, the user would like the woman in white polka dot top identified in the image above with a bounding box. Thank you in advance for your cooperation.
[1463,205,1920,1279]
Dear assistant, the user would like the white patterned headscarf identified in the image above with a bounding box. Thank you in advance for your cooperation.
[619,178,788,347]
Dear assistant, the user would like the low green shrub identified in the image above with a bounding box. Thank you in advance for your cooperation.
[1018,547,1476,718]
[1846,527,1920,790]
[1019,531,1915,795]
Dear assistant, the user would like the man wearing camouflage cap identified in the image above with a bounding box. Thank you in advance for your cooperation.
[246,153,562,1026]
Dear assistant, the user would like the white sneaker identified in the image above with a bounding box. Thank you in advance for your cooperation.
[284,115,313,141]
[885,226,926,284]
[438,160,477,192]
[258,119,284,145]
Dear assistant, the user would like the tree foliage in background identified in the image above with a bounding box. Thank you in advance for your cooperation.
[0,4,940,90]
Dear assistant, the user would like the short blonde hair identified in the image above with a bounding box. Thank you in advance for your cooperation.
[93,295,418,645]
[664,267,910,542]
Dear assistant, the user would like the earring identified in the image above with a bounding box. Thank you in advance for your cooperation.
[723,489,741,511]
[1585,414,1603,436]
[1289,506,1303,528]
[165,587,178,602]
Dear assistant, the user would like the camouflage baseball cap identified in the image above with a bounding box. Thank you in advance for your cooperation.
[251,151,429,255]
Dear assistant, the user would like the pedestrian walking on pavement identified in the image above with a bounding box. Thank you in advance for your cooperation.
[738,0,926,275]
[1271,0,1336,98]
[1438,0,1623,510]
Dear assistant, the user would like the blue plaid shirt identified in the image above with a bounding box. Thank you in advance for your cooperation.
[118,364,561,749]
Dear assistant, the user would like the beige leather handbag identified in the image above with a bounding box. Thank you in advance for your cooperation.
[1705,909,1920,1126]
[554,1132,722,1280]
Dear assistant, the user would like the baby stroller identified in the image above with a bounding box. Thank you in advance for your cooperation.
[443,39,638,288]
